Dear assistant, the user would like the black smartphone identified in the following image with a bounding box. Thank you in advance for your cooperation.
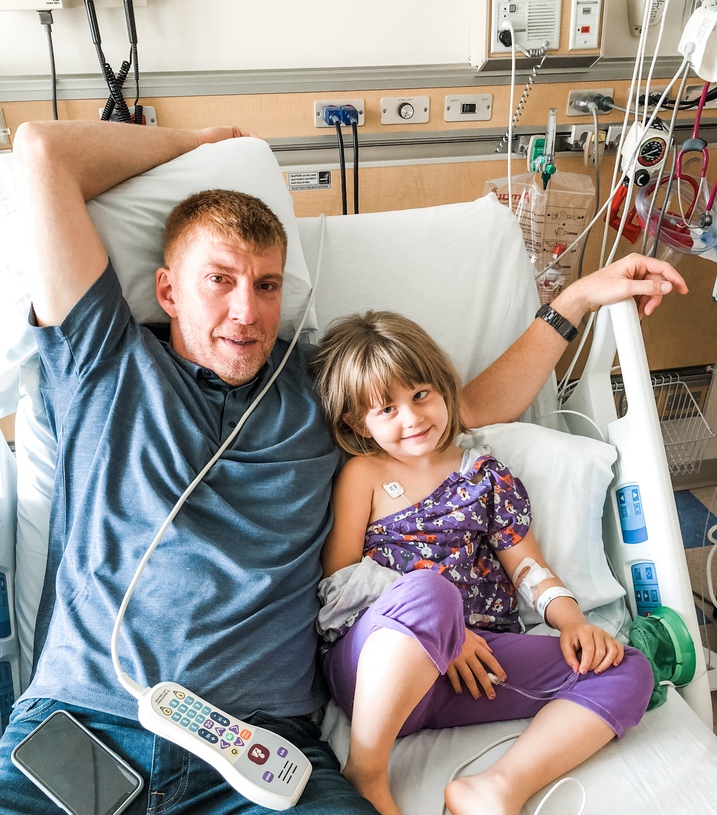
[11,709,144,815]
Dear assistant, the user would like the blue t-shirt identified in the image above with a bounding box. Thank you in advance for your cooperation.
[21,264,341,721]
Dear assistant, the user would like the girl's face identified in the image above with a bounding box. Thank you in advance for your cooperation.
[360,381,449,461]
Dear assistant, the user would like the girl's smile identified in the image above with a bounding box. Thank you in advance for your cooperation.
[361,382,449,462]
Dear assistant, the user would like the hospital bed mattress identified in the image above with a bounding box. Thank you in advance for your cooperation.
[322,687,717,814]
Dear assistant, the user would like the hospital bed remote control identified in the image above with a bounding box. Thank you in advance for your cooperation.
[137,682,312,810]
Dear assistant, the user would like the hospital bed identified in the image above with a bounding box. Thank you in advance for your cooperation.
[1,136,717,814]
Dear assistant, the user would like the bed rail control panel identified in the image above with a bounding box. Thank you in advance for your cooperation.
[137,682,312,810]
[616,484,648,543]
[631,561,662,616]
[0,661,13,732]
[0,572,10,638]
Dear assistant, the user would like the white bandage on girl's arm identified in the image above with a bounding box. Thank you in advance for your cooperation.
[512,557,554,607]
[511,557,577,621]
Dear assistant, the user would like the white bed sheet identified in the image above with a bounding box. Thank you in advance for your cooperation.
[321,687,717,815]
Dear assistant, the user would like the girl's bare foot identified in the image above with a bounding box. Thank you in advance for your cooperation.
[444,769,522,815]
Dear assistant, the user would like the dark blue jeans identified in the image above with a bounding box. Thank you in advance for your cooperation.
[0,698,378,814]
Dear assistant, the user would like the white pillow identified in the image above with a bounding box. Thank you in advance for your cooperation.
[298,196,557,423]
[87,137,316,337]
[458,422,625,627]
[0,138,315,422]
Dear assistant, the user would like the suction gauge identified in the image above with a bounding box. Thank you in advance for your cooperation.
[638,137,667,167]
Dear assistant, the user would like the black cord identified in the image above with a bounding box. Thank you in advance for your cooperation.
[124,0,142,124]
[101,58,131,121]
[38,11,58,121]
[334,120,347,216]
[351,120,359,214]
[131,43,142,124]
[84,0,133,124]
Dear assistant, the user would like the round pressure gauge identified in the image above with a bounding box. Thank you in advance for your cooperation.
[638,136,667,167]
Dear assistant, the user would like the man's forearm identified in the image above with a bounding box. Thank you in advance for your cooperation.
[460,253,688,428]
[15,120,204,202]
[460,317,571,427]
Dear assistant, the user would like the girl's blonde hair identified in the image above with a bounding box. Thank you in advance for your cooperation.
[313,310,467,456]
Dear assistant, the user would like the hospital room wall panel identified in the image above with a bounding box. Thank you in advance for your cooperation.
[3,82,717,384]
[0,78,682,139]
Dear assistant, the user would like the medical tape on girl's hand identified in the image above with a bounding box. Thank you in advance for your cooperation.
[536,586,577,622]
[511,557,554,608]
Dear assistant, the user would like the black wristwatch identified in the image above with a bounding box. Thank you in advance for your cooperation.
[535,304,579,342]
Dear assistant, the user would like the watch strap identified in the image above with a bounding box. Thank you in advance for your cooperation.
[535,304,579,342]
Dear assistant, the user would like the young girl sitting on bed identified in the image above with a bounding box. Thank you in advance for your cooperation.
[312,310,654,815]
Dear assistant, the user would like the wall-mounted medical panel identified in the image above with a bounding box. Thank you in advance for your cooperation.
[600,0,694,59]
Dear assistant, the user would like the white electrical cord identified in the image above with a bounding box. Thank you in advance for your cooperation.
[641,0,671,130]
[534,408,607,443]
[538,55,688,282]
[556,312,595,402]
[504,19,517,214]
[598,0,654,267]
[440,733,586,815]
[546,51,689,399]
[111,214,328,698]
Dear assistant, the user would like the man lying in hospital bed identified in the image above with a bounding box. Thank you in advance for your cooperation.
[0,119,707,815]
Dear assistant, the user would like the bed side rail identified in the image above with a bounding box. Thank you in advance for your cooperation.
[563,299,712,727]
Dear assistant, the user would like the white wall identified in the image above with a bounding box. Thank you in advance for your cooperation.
[0,0,474,77]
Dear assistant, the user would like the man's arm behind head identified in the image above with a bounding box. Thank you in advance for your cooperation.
[13,120,251,328]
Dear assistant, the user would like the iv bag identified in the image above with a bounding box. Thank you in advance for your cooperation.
[484,171,595,305]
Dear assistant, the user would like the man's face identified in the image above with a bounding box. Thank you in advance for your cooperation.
[156,234,284,386]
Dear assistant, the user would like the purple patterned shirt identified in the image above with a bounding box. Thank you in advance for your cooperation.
[364,450,531,632]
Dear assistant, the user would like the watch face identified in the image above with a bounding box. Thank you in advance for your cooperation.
[638,137,667,167]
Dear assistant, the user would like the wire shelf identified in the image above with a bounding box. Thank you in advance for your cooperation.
[613,373,714,476]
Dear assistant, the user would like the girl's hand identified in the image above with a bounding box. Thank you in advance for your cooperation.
[446,628,507,700]
[559,621,624,675]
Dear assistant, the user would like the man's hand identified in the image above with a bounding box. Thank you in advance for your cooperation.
[446,628,506,700]
[194,126,261,147]
[554,252,689,322]
[558,621,624,675]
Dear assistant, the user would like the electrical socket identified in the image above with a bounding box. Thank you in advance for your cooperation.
[313,99,365,129]
[566,88,614,116]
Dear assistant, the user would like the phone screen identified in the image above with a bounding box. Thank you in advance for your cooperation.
[11,710,144,815]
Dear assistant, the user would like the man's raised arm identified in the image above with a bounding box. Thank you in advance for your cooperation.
[13,120,253,327]
[460,253,689,429]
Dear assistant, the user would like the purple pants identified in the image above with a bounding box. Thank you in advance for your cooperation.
[322,570,653,738]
